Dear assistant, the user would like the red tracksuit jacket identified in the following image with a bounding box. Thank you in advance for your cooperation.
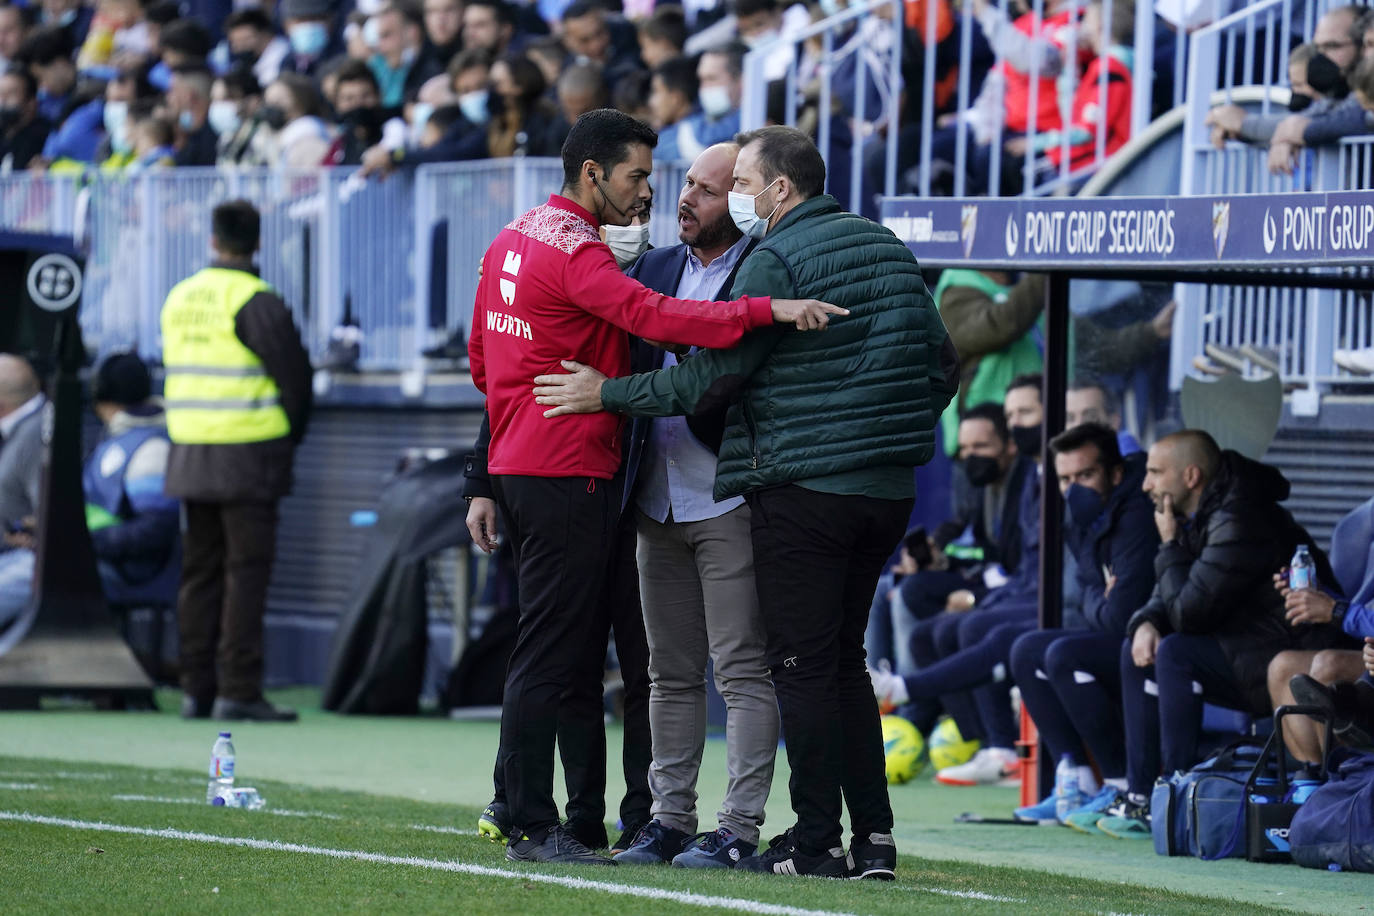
[469,194,773,479]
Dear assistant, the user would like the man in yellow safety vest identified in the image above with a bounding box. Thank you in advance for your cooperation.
[161,199,312,722]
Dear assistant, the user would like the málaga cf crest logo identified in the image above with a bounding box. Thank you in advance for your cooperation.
[960,205,978,258]
[1211,201,1230,259]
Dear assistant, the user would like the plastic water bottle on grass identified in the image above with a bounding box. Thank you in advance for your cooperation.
[213,787,266,809]
[1054,754,1078,820]
[207,732,235,804]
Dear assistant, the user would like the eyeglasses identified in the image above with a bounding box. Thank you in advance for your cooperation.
[1315,39,1354,53]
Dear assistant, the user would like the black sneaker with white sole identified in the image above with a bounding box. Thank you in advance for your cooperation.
[848,832,896,880]
[736,828,851,878]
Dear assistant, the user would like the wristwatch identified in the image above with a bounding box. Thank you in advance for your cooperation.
[1331,600,1349,626]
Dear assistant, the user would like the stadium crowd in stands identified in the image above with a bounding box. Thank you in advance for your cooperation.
[0,0,1164,214]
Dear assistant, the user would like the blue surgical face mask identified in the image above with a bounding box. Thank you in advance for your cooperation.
[458,88,489,125]
[727,178,781,240]
[288,21,330,58]
[1064,482,1105,528]
[178,109,195,130]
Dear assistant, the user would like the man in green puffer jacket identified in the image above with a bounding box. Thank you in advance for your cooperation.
[534,125,960,880]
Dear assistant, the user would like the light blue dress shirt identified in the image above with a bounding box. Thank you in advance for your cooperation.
[635,235,751,524]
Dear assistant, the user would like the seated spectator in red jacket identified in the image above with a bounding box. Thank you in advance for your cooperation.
[1012,0,1134,178]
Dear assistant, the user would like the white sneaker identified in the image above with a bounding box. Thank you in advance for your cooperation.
[1334,347,1374,376]
[869,661,909,714]
[935,746,1020,787]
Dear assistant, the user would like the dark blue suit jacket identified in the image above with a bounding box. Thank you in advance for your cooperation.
[620,240,754,512]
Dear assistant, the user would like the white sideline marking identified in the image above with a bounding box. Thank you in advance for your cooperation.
[0,782,45,790]
[411,824,467,835]
[920,887,1023,903]
[0,770,115,781]
[111,795,341,820]
[2,811,861,916]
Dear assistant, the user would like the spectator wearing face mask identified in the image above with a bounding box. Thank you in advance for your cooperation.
[872,378,1049,788]
[483,51,559,158]
[262,72,334,168]
[1207,43,1336,149]
[279,0,343,80]
[1263,4,1372,176]
[358,47,492,176]
[41,65,148,173]
[212,65,273,168]
[168,65,218,166]
[0,65,49,172]
[663,42,743,164]
[214,9,290,90]
[733,0,797,82]
[323,60,385,166]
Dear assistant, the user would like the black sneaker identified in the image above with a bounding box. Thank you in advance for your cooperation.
[565,818,609,851]
[506,825,615,865]
[211,697,297,722]
[1290,673,1374,745]
[610,820,646,856]
[477,801,512,844]
[611,819,691,865]
[672,827,756,869]
[848,831,896,880]
[736,827,852,878]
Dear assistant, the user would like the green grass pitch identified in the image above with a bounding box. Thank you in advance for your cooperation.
[0,688,1368,914]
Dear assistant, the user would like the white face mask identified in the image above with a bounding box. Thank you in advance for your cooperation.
[699,84,733,119]
[208,100,240,137]
[743,28,781,50]
[727,178,781,240]
[104,100,131,153]
[458,88,489,125]
[604,222,651,268]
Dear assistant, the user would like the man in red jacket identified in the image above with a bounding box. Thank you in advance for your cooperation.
[469,107,841,866]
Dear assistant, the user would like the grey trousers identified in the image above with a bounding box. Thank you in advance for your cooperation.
[636,505,778,845]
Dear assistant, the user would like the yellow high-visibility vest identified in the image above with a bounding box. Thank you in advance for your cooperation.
[160,267,290,444]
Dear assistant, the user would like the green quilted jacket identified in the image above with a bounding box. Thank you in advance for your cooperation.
[600,194,959,501]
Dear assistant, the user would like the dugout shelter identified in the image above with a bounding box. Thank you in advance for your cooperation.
[882,188,1374,795]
